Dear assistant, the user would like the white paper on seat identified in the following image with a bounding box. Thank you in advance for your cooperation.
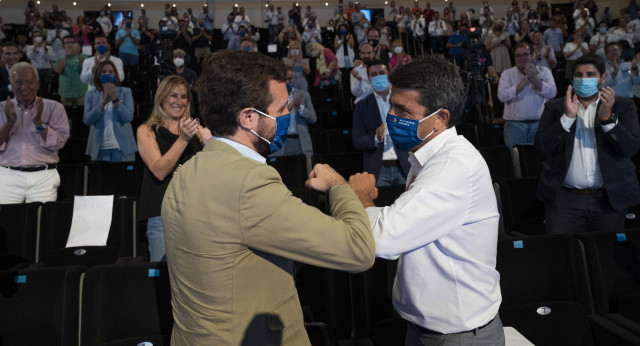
[504,326,535,345]
[66,195,114,247]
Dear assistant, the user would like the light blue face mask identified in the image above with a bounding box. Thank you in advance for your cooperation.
[572,78,599,98]
[251,108,290,154]
[387,108,442,150]
[370,74,390,92]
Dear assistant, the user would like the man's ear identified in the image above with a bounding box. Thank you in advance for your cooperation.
[437,109,450,128]
[237,107,256,129]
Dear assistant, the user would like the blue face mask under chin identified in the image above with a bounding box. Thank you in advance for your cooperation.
[251,108,291,154]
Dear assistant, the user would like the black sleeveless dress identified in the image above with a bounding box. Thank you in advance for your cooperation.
[138,124,198,221]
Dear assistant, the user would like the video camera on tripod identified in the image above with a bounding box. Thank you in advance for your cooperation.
[463,27,487,78]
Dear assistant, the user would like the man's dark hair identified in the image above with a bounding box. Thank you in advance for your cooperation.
[1,42,19,52]
[94,33,107,40]
[604,41,620,53]
[367,27,381,36]
[63,35,75,42]
[574,53,605,75]
[195,50,286,137]
[366,59,390,76]
[512,42,533,55]
[389,55,465,128]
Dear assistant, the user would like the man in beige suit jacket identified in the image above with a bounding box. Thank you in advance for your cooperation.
[161,50,378,345]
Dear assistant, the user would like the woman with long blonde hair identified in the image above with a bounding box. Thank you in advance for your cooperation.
[136,75,210,261]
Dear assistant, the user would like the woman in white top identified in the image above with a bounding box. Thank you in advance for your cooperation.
[83,60,136,162]
[563,29,589,79]
[334,23,355,69]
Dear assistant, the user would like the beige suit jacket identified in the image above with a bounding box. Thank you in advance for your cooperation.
[162,139,375,345]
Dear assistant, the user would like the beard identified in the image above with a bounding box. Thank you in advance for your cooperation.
[254,117,275,157]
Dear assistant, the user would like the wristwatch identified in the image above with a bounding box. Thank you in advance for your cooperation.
[36,123,48,131]
[111,97,120,104]
[599,112,617,125]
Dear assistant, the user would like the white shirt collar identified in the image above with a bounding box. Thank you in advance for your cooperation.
[212,136,267,164]
[408,126,458,173]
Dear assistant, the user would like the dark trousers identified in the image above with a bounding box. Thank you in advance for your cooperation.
[406,315,505,346]
[545,188,627,234]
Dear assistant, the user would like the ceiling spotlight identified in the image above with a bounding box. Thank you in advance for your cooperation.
[385,1,388,3]
[73,2,76,5]
[172,4,176,7]
[234,3,238,7]
[140,3,144,7]
[36,0,40,4]
[108,3,111,6]
[265,3,268,7]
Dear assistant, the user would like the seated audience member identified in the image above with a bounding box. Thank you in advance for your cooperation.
[26,30,53,97]
[137,75,210,262]
[0,62,70,204]
[54,37,88,106]
[351,43,374,103]
[390,39,411,72]
[352,59,410,186]
[1,43,24,100]
[532,30,557,70]
[535,54,640,234]
[45,19,69,60]
[115,15,141,67]
[282,40,310,91]
[497,42,557,149]
[271,67,317,160]
[170,49,198,87]
[302,18,322,47]
[307,42,340,87]
[334,23,355,69]
[83,60,136,162]
[603,42,640,99]
[81,35,125,90]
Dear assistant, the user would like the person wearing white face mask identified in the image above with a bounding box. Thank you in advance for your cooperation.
[170,49,197,87]
[26,30,53,97]
[390,39,411,72]
[535,53,640,234]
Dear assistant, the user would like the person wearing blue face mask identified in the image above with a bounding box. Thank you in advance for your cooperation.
[161,49,375,345]
[588,21,609,59]
[83,60,136,162]
[80,34,125,91]
[270,67,317,165]
[334,24,355,71]
[222,15,238,49]
[535,53,640,234]
[353,59,410,186]
[115,16,141,67]
[45,19,69,60]
[302,19,322,47]
[349,55,505,345]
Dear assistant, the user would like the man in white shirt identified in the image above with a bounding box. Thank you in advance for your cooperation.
[350,43,374,104]
[80,35,124,91]
[535,53,640,234]
[45,19,69,60]
[234,7,251,28]
[574,8,595,37]
[428,11,447,54]
[96,11,112,35]
[349,54,504,345]
[498,42,557,148]
[264,4,277,43]
[589,21,609,59]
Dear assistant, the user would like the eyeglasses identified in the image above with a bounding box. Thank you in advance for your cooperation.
[13,80,36,87]
[515,53,531,58]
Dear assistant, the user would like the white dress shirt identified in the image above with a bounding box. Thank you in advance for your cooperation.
[212,137,266,163]
[561,98,615,189]
[367,127,501,334]
[428,20,447,36]
[563,41,588,60]
[497,65,557,121]
[589,33,608,59]
[350,64,373,104]
[372,89,397,161]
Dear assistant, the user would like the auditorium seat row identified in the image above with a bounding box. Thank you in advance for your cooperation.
[2,220,640,344]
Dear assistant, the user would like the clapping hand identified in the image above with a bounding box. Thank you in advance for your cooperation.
[597,87,615,120]
[178,117,199,143]
[564,85,578,119]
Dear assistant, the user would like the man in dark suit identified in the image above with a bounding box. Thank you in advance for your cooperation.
[535,54,640,234]
[352,59,410,186]
[1,43,23,100]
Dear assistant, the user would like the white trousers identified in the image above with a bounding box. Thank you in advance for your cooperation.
[0,166,60,204]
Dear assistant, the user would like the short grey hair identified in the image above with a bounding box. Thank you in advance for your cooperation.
[9,62,39,82]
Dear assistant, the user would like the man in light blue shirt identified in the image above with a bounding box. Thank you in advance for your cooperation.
[603,42,640,99]
[198,5,214,31]
[543,18,563,53]
[115,16,140,67]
